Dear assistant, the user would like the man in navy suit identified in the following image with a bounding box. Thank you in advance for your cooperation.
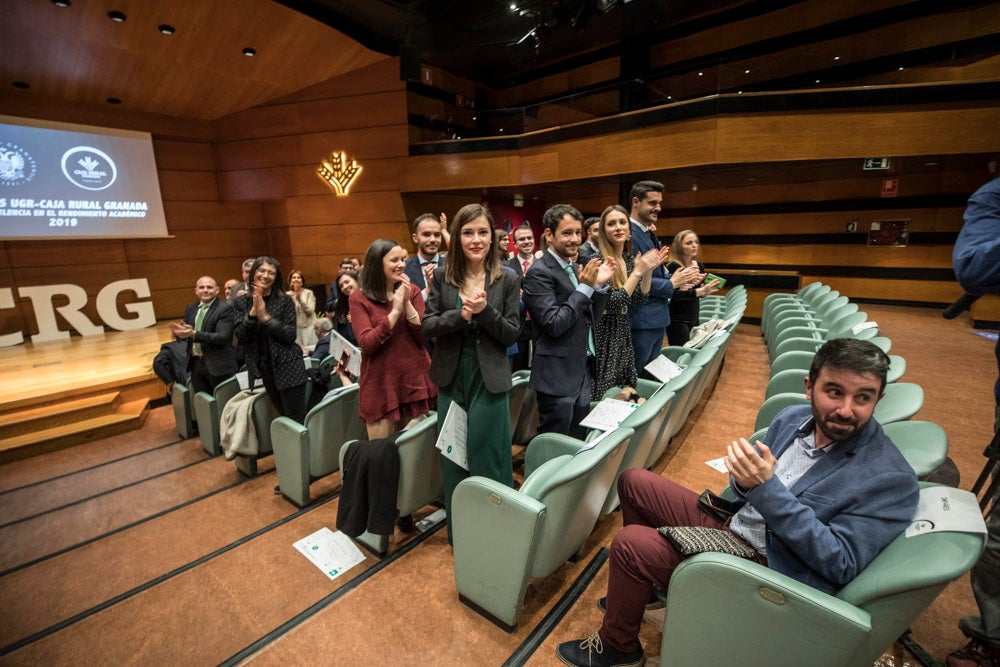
[506,224,540,371]
[170,276,238,396]
[523,205,615,439]
[403,212,446,302]
[627,180,700,377]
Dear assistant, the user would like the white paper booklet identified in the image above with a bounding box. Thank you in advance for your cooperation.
[645,355,683,382]
[435,403,468,470]
[293,527,366,580]
[580,398,638,432]
[905,487,987,538]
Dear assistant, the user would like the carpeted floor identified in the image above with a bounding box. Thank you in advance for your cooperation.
[0,303,994,665]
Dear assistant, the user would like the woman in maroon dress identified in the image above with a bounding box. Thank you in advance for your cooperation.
[349,238,437,439]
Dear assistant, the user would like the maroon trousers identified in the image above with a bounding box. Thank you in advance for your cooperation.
[599,469,761,653]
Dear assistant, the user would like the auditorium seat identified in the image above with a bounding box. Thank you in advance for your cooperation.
[338,414,441,556]
[452,427,632,630]
[656,485,985,666]
[171,381,196,439]
[648,365,704,462]
[887,355,906,383]
[872,383,924,424]
[193,376,240,456]
[233,391,280,477]
[271,385,366,507]
[771,351,819,378]
[882,421,948,479]
[754,392,810,432]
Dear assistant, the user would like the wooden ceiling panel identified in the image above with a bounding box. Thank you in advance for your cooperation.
[0,0,388,120]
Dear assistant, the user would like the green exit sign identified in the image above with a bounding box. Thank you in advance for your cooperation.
[863,158,891,170]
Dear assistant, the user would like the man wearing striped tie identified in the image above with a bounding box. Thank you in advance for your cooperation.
[170,276,238,396]
[523,205,615,439]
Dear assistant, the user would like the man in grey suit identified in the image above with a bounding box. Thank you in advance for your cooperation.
[170,276,238,396]
[523,205,615,439]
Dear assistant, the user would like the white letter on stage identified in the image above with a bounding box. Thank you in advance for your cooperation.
[18,284,104,343]
[97,279,156,331]
[0,288,24,347]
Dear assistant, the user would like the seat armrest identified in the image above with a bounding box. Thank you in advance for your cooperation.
[271,416,311,507]
[524,433,586,477]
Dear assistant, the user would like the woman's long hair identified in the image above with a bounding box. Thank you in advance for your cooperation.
[445,203,503,287]
[668,230,702,267]
[333,271,359,321]
[359,239,400,303]
[596,204,633,290]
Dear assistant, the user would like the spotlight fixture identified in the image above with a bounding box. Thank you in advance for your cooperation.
[107,10,126,22]
[242,47,256,57]
[744,69,750,74]
[697,72,703,76]
[11,81,30,89]
[51,0,71,7]
[833,56,840,61]
[107,97,122,104]
[898,66,904,71]
[158,24,175,35]
[815,79,821,83]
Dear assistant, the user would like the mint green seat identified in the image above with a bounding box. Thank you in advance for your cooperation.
[765,368,807,400]
[770,336,825,361]
[171,381,196,439]
[452,427,633,630]
[338,414,441,556]
[872,383,924,424]
[763,289,839,339]
[658,485,985,666]
[508,374,531,434]
[869,336,892,353]
[770,350,816,378]
[887,354,906,383]
[233,390,280,477]
[271,385,365,507]
[193,376,240,456]
[882,420,947,479]
[512,370,539,446]
[754,392,810,432]
[648,366,704,465]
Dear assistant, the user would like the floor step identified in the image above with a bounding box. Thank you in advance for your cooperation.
[0,391,121,439]
[0,398,150,464]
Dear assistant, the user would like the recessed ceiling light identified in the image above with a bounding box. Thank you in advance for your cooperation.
[833,56,840,61]
[158,24,175,35]
[737,90,743,94]
[242,47,256,57]
[51,0,71,7]
[510,3,517,9]
[744,69,750,74]
[815,79,821,83]
[898,67,905,71]
[697,72,703,76]
[923,161,939,167]
[107,97,122,104]
[107,10,126,22]
[11,81,30,89]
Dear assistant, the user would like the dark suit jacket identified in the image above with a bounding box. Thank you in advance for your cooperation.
[577,241,600,265]
[504,256,534,341]
[422,266,520,394]
[232,292,308,390]
[522,251,610,396]
[183,299,238,377]
[505,255,536,278]
[628,220,674,330]
[404,254,445,291]
[311,332,331,361]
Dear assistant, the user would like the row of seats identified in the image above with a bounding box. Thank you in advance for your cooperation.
[650,282,984,666]
[452,286,749,629]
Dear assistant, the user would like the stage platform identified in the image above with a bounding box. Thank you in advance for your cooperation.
[0,323,174,462]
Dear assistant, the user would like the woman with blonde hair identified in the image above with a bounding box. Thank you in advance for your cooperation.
[592,204,670,399]
[665,229,719,345]
[423,203,521,543]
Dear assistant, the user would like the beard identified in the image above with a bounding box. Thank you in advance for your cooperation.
[812,404,865,442]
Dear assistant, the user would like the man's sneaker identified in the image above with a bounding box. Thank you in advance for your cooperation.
[556,632,644,667]
[597,593,664,613]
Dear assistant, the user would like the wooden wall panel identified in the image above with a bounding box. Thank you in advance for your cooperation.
[218,157,400,200]
[161,201,265,232]
[804,275,964,305]
[214,124,408,171]
[278,192,407,228]
[715,106,1000,163]
[123,230,261,262]
[157,170,220,201]
[709,244,955,269]
[152,139,216,172]
[661,209,966,237]
[492,57,620,108]
[401,153,522,192]
[263,58,405,106]
[5,240,128,267]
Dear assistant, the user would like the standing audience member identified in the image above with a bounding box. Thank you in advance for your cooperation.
[324,258,357,312]
[331,270,359,346]
[423,204,521,543]
[591,205,670,399]
[228,258,255,303]
[947,176,1000,667]
[627,180,700,376]
[223,279,239,301]
[495,228,512,261]
[665,230,720,345]
[578,216,601,264]
[233,257,308,424]
[170,276,238,396]
[523,204,615,439]
[404,213,447,301]
[558,338,919,667]
[506,223,539,371]
[287,269,317,348]
[349,239,437,440]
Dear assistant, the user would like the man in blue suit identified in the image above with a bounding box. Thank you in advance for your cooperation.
[403,212,446,302]
[523,204,615,439]
[627,180,700,376]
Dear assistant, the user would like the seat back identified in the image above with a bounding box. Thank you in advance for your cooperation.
[754,392,809,432]
[520,427,631,577]
[171,381,195,439]
[881,420,947,479]
[770,350,815,377]
[306,385,365,474]
[394,414,443,516]
[656,365,703,446]
[872,382,924,424]
[250,391,280,455]
[194,376,240,455]
[766,368,808,400]
[886,354,906,383]
[600,389,676,514]
[508,374,530,434]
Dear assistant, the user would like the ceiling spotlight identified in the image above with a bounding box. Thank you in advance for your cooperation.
[106,97,123,104]
[11,81,30,89]
[697,72,703,76]
[51,0,71,7]
[744,69,750,74]
[510,3,517,9]
[242,47,256,57]
[815,79,821,83]
[107,10,126,22]
[833,56,840,61]
[898,67,904,71]
[158,24,175,35]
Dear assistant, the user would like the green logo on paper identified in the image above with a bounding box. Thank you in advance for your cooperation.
[447,446,453,453]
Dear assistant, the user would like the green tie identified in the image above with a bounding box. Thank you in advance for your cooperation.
[564,265,596,356]
[193,303,208,356]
